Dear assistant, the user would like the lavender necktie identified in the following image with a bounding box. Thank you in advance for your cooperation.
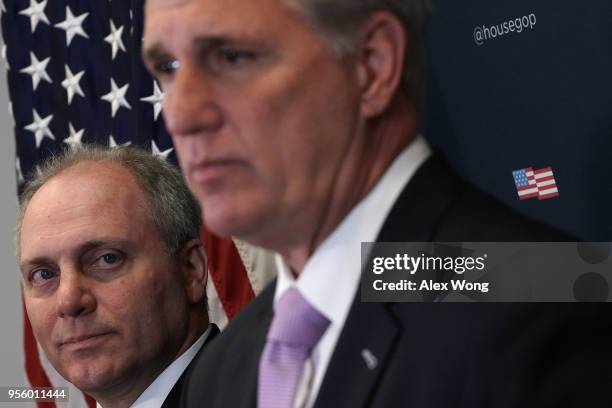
[258,287,330,408]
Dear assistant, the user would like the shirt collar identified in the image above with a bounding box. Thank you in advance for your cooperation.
[274,135,431,325]
[131,326,212,408]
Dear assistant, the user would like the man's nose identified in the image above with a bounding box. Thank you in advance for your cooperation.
[162,64,224,138]
[56,270,96,319]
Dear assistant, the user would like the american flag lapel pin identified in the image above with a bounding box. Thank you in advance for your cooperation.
[512,167,559,200]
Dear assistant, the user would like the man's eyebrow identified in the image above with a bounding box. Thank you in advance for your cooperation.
[78,240,120,255]
[192,36,234,50]
[143,36,228,65]
[193,34,271,50]
[20,256,53,273]
[142,42,169,65]
[20,239,134,272]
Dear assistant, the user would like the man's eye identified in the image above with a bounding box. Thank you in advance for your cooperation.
[31,268,57,285]
[216,48,256,66]
[93,252,124,268]
[154,59,180,75]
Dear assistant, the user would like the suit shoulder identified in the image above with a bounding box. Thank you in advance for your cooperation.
[182,282,275,407]
[202,281,274,356]
[378,154,574,242]
[437,182,574,241]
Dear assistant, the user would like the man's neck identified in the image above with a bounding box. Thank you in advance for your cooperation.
[93,315,209,408]
[281,98,418,275]
[94,373,163,408]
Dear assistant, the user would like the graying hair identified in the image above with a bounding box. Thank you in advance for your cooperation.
[286,0,431,109]
[17,145,202,258]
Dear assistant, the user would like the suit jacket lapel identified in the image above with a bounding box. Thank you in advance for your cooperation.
[314,155,461,407]
[218,283,275,408]
[313,300,399,408]
[236,296,274,408]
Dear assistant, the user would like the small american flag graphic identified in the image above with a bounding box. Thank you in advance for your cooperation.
[512,167,559,200]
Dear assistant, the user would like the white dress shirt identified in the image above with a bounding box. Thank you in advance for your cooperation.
[273,136,431,408]
[96,325,212,408]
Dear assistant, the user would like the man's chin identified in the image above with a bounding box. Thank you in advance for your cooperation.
[204,213,250,239]
[59,360,120,393]
[203,206,266,242]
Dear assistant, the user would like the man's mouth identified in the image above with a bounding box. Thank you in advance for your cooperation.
[189,159,247,184]
[59,332,113,351]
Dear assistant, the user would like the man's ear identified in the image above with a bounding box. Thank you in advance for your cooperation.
[356,11,407,118]
[179,239,208,304]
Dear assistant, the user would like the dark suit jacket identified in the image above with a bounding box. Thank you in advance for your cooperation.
[183,156,612,407]
[161,323,220,408]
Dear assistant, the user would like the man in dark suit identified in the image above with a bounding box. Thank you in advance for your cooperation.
[142,0,612,406]
[18,145,218,408]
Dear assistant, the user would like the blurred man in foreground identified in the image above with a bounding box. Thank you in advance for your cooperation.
[18,145,217,408]
[143,0,612,406]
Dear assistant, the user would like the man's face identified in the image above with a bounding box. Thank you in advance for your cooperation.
[144,0,364,249]
[20,162,190,394]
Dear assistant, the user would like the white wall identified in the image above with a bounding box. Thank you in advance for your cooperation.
[0,32,26,388]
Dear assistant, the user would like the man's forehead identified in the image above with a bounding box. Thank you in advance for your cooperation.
[20,171,150,265]
[22,162,148,235]
[19,200,141,264]
[146,0,289,10]
[37,162,136,203]
[143,0,314,62]
[145,0,298,30]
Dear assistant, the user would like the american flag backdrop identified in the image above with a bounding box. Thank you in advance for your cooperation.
[1,1,273,407]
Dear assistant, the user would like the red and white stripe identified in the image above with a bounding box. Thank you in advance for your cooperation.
[517,168,539,199]
[534,167,559,200]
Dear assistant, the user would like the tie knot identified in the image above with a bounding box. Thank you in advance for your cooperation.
[267,288,330,348]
